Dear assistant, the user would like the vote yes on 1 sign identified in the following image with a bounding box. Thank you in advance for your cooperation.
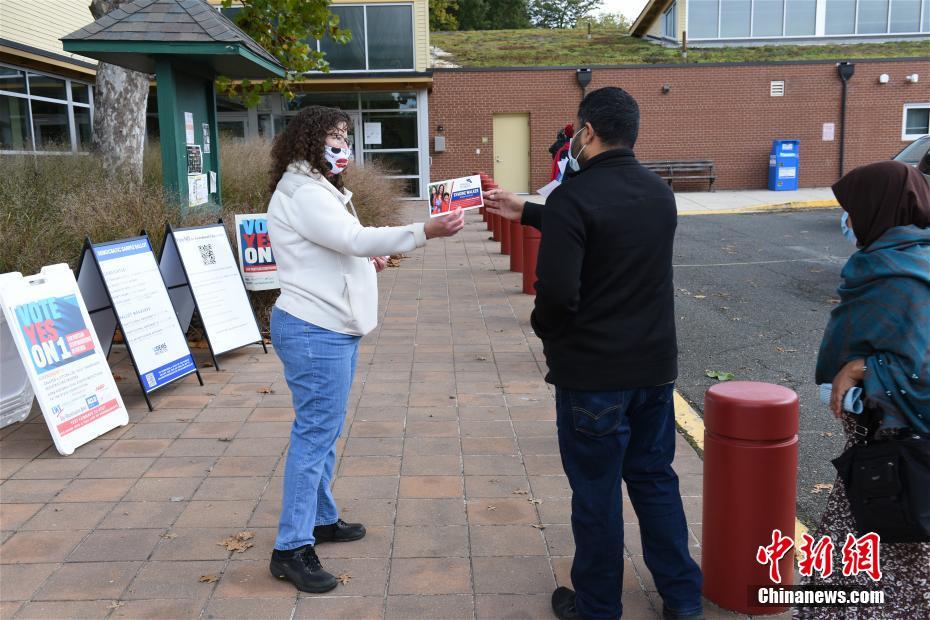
[0,264,128,455]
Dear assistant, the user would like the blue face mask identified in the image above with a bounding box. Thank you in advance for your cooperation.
[566,127,587,173]
[840,212,858,246]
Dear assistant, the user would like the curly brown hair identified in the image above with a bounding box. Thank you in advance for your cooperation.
[268,105,352,194]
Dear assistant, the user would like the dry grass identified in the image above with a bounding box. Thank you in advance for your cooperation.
[1,138,406,331]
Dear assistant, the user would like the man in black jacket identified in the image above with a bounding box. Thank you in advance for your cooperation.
[485,87,703,620]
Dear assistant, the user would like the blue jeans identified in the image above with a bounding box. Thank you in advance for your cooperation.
[271,307,360,550]
[555,384,702,620]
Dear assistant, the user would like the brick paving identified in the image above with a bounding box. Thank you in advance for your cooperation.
[0,207,783,619]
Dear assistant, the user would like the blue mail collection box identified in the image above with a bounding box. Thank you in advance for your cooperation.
[768,140,799,191]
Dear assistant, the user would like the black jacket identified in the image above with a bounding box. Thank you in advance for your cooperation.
[521,148,678,390]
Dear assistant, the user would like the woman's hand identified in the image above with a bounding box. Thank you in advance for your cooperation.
[371,256,388,273]
[484,189,526,222]
[830,358,866,419]
[425,209,465,239]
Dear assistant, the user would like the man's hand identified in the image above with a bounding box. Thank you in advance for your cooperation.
[484,189,526,222]
[371,256,389,273]
[425,209,465,239]
[830,358,866,419]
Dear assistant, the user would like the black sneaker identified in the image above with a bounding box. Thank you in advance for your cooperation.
[269,545,337,593]
[551,586,582,620]
[313,519,366,543]
[662,604,704,620]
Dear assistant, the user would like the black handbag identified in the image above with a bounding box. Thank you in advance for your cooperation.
[831,412,930,544]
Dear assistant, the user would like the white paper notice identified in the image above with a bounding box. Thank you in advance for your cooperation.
[171,225,261,355]
[822,123,835,141]
[188,174,208,207]
[209,171,217,194]
[202,123,211,153]
[364,122,382,145]
[91,238,196,392]
[184,112,195,144]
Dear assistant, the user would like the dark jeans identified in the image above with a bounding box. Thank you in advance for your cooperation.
[555,384,702,620]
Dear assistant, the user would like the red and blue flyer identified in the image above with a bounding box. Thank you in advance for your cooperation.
[15,294,95,376]
[428,175,484,217]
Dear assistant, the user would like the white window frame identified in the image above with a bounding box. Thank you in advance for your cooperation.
[902,103,930,141]
[689,0,929,40]
[0,62,94,154]
[314,3,416,74]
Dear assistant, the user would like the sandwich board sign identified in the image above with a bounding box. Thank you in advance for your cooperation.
[159,222,265,370]
[76,234,202,411]
[0,264,128,455]
[234,214,279,291]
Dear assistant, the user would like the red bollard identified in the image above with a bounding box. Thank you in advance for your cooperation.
[501,214,511,255]
[522,225,541,294]
[509,219,523,273]
[702,382,799,615]
[491,212,501,241]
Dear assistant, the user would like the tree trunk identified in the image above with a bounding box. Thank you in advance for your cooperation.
[89,0,149,184]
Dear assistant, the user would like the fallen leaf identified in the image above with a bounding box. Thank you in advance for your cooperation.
[106,601,124,610]
[827,298,841,305]
[218,437,232,442]
[112,373,123,381]
[811,483,834,495]
[705,370,735,382]
[162,532,178,540]
[511,490,529,496]
[203,362,214,368]
[528,498,543,505]
[694,295,706,299]
[170,496,185,502]
[218,531,255,553]
[487,505,497,511]
[531,524,546,530]
[822,432,834,438]
[476,356,488,361]
[257,387,274,394]
[176,418,191,422]
[199,574,219,583]
[263,338,272,345]
[337,573,352,585]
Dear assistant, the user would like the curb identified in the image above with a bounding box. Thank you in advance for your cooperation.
[673,389,810,554]
[679,199,839,217]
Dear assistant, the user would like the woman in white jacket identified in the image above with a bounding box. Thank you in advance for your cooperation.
[266,106,464,593]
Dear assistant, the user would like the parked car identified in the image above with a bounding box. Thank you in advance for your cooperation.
[892,135,930,182]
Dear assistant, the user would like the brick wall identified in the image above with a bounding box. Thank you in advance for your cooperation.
[428,59,930,192]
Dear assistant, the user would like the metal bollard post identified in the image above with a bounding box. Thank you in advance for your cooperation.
[702,381,799,615]
[522,225,541,295]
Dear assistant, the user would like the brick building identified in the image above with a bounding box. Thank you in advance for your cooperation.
[427,58,930,192]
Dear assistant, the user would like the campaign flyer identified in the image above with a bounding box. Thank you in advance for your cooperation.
[235,214,279,291]
[428,175,484,217]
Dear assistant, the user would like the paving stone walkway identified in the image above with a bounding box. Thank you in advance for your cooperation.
[0,207,781,619]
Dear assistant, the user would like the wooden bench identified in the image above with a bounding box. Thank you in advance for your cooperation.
[642,160,716,191]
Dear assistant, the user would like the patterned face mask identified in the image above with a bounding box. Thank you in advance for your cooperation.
[324,145,352,175]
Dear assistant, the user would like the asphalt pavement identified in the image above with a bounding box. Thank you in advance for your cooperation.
[672,207,853,527]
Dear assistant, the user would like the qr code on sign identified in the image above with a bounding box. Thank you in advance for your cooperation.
[198,243,216,265]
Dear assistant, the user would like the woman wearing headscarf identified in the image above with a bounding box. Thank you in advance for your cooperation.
[795,161,930,619]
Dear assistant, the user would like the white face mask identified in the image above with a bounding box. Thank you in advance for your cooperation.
[840,212,858,247]
[324,145,352,175]
[566,127,587,173]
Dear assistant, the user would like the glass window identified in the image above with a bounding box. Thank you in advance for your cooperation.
[0,66,27,94]
[321,6,366,71]
[753,0,785,36]
[825,0,856,33]
[924,0,929,30]
[904,106,930,138]
[0,94,31,149]
[890,0,921,31]
[367,5,414,70]
[361,91,417,110]
[30,99,69,149]
[664,2,677,36]
[27,73,67,101]
[721,0,751,37]
[71,83,91,104]
[785,0,816,35]
[364,151,419,175]
[858,0,889,32]
[689,0,720,37]
[288,92,360,111]
[361,111,417,149]
[218,120,247,139]
[73,107,92,151]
